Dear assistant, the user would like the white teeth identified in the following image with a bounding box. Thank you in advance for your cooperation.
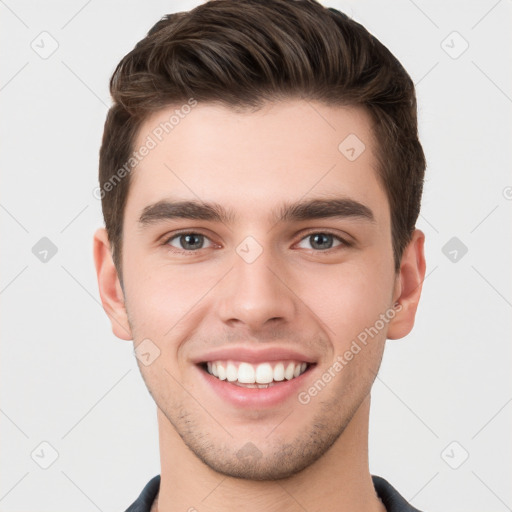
[273,362,285,381]
[255,363,274,384]
[206,360,309,384]
[237,362,256,384]
[284,362,295,380]
[217,363,227,380]
[226,362,238,382]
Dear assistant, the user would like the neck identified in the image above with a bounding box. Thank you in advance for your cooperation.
[155,395,384,512]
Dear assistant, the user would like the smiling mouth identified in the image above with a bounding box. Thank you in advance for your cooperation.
[199,360,313,388]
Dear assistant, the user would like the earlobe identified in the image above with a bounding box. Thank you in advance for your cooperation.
[387,229,426,340]
[93,227,132,341]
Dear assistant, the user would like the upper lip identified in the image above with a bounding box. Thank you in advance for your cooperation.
[191,346,317,365]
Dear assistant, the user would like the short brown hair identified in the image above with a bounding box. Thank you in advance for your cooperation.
[99,0,425,282]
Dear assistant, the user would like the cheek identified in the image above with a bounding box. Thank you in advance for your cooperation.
[303,262,394,345]
[123,253,207,327]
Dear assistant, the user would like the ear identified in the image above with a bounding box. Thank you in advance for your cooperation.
[93,227,132,341]
[387,229,426,340]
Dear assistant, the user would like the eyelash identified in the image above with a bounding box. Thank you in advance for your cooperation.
[162,230,352,255]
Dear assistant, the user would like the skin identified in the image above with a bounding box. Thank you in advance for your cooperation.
[94,99,426,512]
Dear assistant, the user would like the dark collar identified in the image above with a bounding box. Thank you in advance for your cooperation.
[125,474,423,512]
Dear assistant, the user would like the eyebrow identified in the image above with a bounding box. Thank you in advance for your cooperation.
[137,197,375,227]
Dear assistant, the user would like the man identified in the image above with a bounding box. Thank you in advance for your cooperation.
[93,0,426,510]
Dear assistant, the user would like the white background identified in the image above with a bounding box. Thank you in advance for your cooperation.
[1,1,511,511]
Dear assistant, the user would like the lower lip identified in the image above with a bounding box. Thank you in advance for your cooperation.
[196,365,315,408]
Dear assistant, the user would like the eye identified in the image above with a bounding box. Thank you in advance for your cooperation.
[296,232,348,251]
[165,232,214,252]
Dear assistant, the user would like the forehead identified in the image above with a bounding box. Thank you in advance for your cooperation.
[125,99,388,227]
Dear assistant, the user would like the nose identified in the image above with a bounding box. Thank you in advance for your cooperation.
[216,242,297,332]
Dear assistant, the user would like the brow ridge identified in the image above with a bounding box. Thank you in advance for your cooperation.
[137,197,375,227]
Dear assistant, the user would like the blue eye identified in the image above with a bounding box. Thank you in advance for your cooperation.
[296,232,345,251]
[163,230,349,255]
[166,232,213,251]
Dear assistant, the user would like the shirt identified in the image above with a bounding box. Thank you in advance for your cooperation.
[124,474,423,511]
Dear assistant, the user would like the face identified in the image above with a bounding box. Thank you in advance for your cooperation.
[104,99,407,479]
